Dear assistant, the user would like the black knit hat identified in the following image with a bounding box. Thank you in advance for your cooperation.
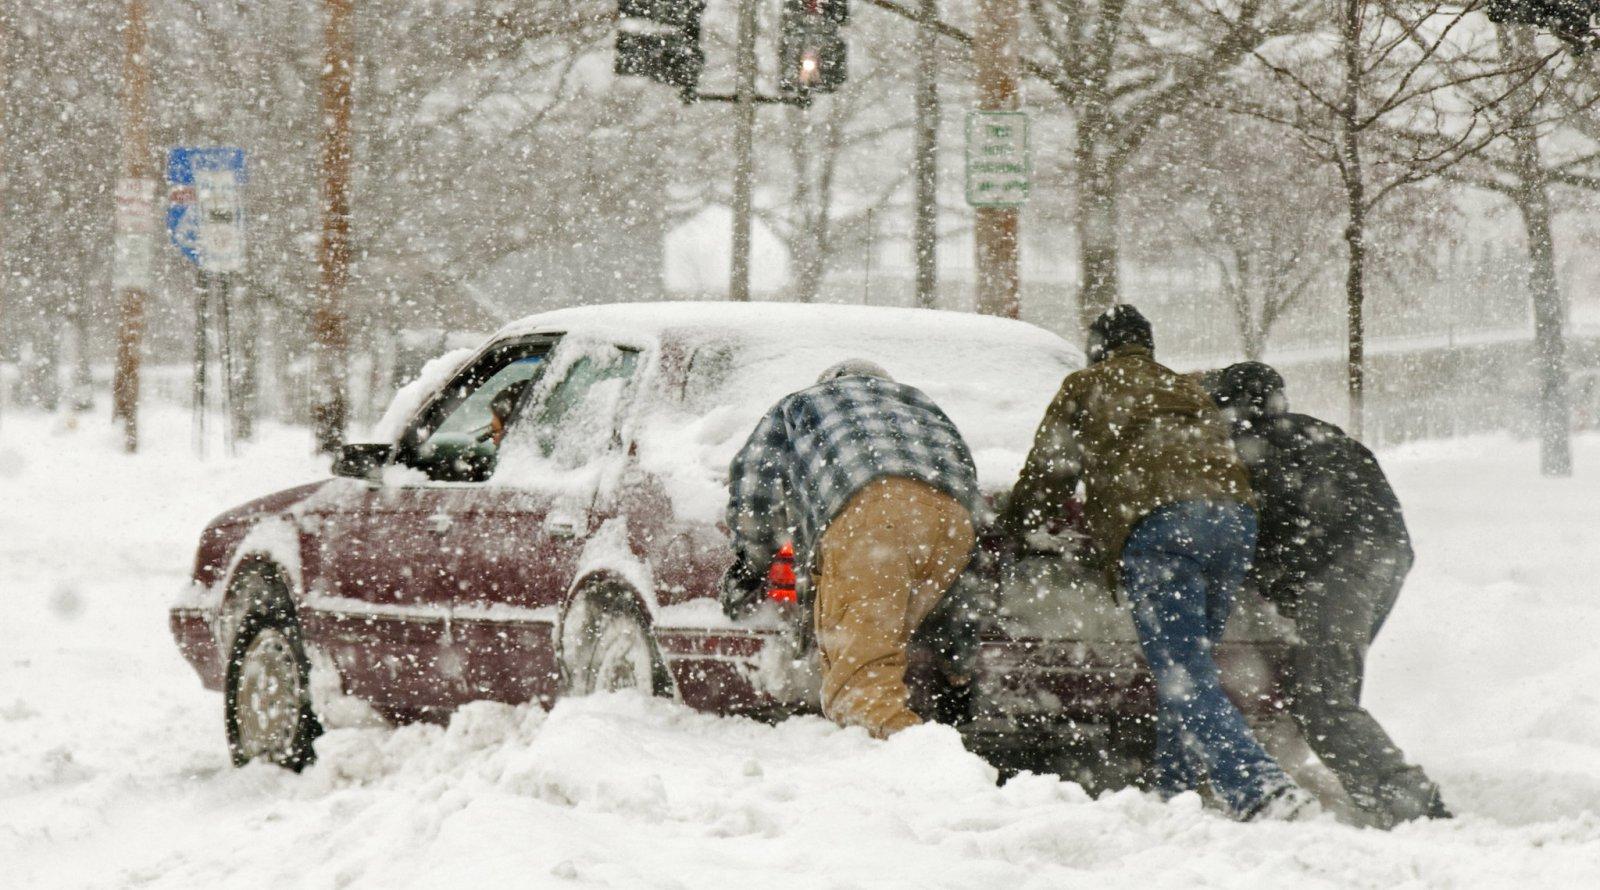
[1086,304,1154,364]
[1217,361,1287,423]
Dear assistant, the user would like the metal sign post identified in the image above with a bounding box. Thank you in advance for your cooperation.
[167,147,248,456]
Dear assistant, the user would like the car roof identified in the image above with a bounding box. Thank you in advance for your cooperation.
[490,301,1082,360]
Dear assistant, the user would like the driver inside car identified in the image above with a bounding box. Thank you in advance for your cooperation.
[484,378,533,448]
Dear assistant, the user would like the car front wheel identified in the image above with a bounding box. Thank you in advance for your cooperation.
[562,590,672,698]
[225,608,322,771]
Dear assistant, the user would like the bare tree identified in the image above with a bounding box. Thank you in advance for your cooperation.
[763,88,915,303]
[865,0,1314,329]
[1,1,120,411]
[1421,25,1600,476]
[1132,110,1340,360]
[1244,0,1545,437]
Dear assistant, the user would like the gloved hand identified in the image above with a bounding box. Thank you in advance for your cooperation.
[978,530,1020,561]
[720,561,766,621]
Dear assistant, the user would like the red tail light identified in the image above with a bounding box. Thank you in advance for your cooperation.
[767,542,797,603]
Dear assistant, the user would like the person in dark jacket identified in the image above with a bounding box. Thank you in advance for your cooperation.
[722,360,980,738]
[1208,361,1450,827]
[1002,306,1312,821]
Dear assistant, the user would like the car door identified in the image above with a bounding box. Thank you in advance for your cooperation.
[312,339,553,716]
[448,339,645,706]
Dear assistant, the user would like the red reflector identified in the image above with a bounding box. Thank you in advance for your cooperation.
[768,563,797,586]
[768,542,797,603]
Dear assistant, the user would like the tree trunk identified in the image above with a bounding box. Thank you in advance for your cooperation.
[314,0,355,453]
[112,0,154,452]
[1071,2,1126,332]
[20,324,62,411]
[788,106,821,303]
[791,224,825,304]
[1225,250,1266,361]
[1338,0,1366,440]
[69,298,93,412]
[1510,125,1572,476]
[1075,167,1120,332]
[912,0,940,309]
[236,280,258,441]
[729,0,758,303]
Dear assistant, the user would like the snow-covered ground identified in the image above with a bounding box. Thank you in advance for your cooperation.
[3,406,1598,888]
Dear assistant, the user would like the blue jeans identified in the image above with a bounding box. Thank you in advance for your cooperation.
[1121,500,1290,817]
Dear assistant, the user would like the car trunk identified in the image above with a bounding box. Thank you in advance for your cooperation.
[902,510,1297,785]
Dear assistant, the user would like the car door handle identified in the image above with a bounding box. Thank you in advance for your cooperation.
[544,513,584,539]
[427,511,454,535]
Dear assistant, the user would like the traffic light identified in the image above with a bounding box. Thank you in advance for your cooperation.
[780,1,849,95]
[1486,1,1600,52]
[615,1,707,93]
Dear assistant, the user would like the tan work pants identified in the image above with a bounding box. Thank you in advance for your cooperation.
[814,477,976,739]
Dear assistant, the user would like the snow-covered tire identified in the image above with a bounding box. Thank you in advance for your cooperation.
[216,561,291,656]
[225,606,323,771]
[561,588,673,698]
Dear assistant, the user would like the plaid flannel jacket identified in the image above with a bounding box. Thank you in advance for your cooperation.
[725,375,980,603]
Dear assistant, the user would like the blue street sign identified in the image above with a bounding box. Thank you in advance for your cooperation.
[167,147,247,270]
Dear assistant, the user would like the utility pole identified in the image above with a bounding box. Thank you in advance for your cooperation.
[913,0,939,309]
[729,0,758,302]
[112,0,156,452]
[973,0,1020,319]
[314,0,354,452]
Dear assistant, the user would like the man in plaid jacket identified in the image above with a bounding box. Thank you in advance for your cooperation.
[723,359,979,738]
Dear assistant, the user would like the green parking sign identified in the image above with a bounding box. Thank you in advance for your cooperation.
[965,111,1031,207]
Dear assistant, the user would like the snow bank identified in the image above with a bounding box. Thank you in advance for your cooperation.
[3,407,1599,888]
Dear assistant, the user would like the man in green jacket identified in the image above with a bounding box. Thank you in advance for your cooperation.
[1002,305,1312,821]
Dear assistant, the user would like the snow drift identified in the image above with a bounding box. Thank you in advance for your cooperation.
[2,408,1599,888]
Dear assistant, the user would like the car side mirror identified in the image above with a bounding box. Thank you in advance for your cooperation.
[332,443,391,481]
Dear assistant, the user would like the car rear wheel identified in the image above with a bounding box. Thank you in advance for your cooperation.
[225,607,322,771]
[562,589,672,698]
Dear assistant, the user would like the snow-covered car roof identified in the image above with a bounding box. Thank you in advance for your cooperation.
[489,302,1082,522]
[378,302,1083,524]
[490,300,1076,358]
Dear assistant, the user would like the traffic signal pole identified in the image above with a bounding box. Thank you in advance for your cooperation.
[729,0,758,302]
[615,2,828,303]
[973,0,1021,319]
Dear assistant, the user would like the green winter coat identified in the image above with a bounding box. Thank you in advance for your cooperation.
[1004,344,1254,580]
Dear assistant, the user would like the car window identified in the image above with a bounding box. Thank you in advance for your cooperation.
[683,344,737,407]
[403,346,550,483]
[524,347,640,468]
[427,356,545,445]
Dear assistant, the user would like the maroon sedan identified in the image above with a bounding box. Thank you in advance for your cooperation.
[170,303,1292,776]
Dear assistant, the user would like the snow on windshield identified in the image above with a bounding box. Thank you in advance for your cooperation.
[637,328,1081,524]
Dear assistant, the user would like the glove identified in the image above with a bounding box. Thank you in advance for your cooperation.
[720,561,766,621]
